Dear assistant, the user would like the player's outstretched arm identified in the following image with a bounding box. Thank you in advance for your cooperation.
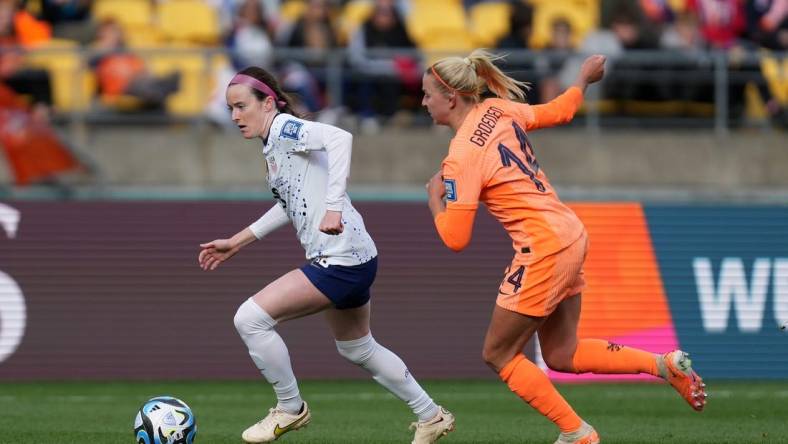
[572,54,606,92]
[198,228,257,271]
[526,55,606,130]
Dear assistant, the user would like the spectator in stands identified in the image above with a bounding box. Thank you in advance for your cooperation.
[280,0,337,50]
[536,18,577,102]
[746,0,787,126]
[90,19,179,110]
[227,0,274,70]
[276,0,340,114]
[0,0,52,122]
[496,2,537,99]
[686,0,747,49]
[746,0,788,49]
[497,0,533,49]
[39,0,95,44]
[348,0,419,133]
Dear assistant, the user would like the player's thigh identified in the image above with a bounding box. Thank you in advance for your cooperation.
[537,293,582,368]
[323,301,371,341]
[483,305,544,372]
[251,268,332,322]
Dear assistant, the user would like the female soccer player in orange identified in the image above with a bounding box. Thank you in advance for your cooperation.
[422,50,707,444]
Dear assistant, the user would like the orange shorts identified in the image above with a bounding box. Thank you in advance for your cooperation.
[496,232,588,317]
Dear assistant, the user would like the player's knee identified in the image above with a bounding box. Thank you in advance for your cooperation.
[335,333,375,365]
[542,349,575,373]
[233,298,275,337]
[481,345,507,372]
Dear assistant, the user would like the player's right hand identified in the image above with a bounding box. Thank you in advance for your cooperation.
[198,238,238,271]
[579,54,606,85]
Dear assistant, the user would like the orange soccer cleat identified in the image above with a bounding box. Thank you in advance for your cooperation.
[659,350,707,412]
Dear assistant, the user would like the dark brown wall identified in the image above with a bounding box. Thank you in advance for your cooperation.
[0,202,516,380]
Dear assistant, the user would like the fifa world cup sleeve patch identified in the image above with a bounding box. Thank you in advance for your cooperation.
[444,178,457,201]
[280,120,303,140]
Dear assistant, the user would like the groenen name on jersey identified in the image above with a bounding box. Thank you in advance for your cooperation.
[470,106,503,147]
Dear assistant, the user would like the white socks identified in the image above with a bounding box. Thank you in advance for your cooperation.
[234,298,303,414]
[234,298,438,422]
[336,333,439,422]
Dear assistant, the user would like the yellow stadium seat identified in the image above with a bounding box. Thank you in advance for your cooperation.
[280,0,307,23]
[92,0,152,28]
[419,31,476,65]
[760,55,788,105]
[407,0,468,49]
[338,0,374,44]
[530,0,598,49]
[157,1,220,45]
[469,1,512,47]
[124,25,167,48]
[667,0,687,14]
[25,39,93,111]
[144,44,210,116]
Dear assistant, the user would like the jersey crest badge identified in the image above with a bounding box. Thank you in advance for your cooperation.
[280,120,303,140]
[444,179,457,201]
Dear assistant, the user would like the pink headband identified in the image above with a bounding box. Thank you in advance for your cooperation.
[229,73,286,109]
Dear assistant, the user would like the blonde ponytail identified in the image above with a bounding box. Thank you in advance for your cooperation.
[429,49,529,103]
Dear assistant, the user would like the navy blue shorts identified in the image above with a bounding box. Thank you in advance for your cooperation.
[300,256,377,309]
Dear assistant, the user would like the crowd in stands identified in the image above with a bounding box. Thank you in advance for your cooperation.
[0,0,785,130]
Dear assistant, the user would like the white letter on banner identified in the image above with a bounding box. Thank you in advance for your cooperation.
[0,203,26,364]
[0,203,19,238]
[0,271,26,363]
[773,259,788,328]
[694,257,770,333]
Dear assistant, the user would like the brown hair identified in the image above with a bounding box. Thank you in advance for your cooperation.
[237,66,302,118]
[428,49,529,103]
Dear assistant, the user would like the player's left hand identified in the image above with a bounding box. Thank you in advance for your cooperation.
[426,171,446,200]
[319,210,344,235]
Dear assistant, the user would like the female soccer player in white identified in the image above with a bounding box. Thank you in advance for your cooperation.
[198,66,455,444]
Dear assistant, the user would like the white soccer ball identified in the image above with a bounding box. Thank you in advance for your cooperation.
[133,396,197,444]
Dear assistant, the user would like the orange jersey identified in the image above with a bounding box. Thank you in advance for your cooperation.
[436,87,585,258]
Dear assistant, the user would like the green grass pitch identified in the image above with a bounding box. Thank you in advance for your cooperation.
[0,380,785,443]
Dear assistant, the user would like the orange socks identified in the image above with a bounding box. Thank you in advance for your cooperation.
[572,339,659,376]
[499,354,582,433]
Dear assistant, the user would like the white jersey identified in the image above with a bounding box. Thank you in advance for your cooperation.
[259,113,377,266]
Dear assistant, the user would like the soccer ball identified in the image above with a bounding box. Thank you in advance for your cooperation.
[133,396,197,444]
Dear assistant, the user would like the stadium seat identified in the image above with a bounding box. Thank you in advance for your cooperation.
[667,0,688,13]
[92,0,152,29]
[337,0,374,44]
[760,55,788,105]
[144,44,210,116]
[407,0,469,55]
[124,25,167,48]
[530,0,598,49]
[24,39,92,112]
[280,0,307,23]
[157,1,220,45]
[469,1,512,48]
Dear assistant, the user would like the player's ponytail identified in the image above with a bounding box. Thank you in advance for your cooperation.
[428,49,528,103]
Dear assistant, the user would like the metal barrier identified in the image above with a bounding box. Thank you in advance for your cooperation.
[18,46,787,135]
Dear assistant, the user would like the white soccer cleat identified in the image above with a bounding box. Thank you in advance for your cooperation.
[410,406,455,444]
[554,421,600,444]
[241,402,311,443]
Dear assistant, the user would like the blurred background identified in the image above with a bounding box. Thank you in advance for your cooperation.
[1,0,787,383]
